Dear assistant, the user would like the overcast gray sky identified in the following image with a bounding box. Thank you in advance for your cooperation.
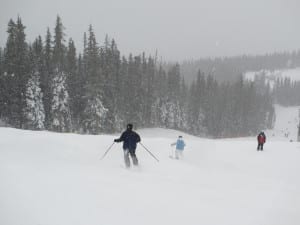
[0,0,299,61]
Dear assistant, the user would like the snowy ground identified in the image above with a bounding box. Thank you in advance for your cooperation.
[1,106,300,225]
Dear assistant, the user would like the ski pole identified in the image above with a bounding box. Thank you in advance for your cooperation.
[139,143,159,162]
[100,142,115,160]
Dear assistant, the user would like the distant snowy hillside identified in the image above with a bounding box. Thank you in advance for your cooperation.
[1,106,300,225]
[244,67,300,88]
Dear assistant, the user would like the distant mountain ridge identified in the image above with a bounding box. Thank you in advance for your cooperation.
[244,67,300,89]
[179,50,300,84]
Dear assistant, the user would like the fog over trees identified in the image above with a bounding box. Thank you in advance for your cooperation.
[3,15,297,138]
[180,52,300,84]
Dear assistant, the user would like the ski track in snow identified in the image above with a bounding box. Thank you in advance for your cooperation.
[0,105,300,225]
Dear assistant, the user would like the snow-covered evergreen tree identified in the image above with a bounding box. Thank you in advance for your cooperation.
[82,94,107,134]
[49,16,72,132]
[24,71,45,129]
[0,15,278,137]
[24,38,46,130]
[51,69,72,132]
[165,100,181,129]
[81,25,103,133]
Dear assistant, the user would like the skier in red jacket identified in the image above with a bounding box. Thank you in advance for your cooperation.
[257,131,266,151]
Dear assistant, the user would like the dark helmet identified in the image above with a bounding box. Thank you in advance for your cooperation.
[127,123,133,130]
[178,135,183,138]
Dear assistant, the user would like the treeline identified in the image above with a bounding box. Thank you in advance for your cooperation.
[248,72,300,107]
[0,16,275,137]
[180,51,300,84]
[274,77,300,106]
[187,73,275,137]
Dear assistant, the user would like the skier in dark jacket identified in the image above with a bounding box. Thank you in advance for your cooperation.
[114,124,141,167]
[257,131,266,151]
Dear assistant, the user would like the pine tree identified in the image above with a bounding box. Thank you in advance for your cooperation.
[52,15,66,70]
[25,46,45,129]
[50,15,71,132]
[82,93,108,134]
[66,38,79,128]
[187,70,206,135]
[3,17,29,128]
[128,55,143,126]
[117,56,129,128]
[122,54,133,123]
[140,54,155,127]
[164,64,182,129]
[110,39,123,131]
[0,47,3,74]
[76,54,87,131]
[203,74,219,136]
[100,36,121,132]
[51,69,72,132]
[24,38,46,130]
[82,32,88,77]
[82,25,107,133]
[24,72,45,130]
[0,47,5,121]
[151,64,168,126]
[41,27,53,129]
[76,32,89,131]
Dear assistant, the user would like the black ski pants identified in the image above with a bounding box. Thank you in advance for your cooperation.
[123,148,138,167]
[257,143,264,151]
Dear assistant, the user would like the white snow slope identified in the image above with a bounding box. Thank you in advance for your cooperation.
[1,105,300,225]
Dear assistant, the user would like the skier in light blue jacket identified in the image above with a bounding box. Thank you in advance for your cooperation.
[170,136,186,159]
